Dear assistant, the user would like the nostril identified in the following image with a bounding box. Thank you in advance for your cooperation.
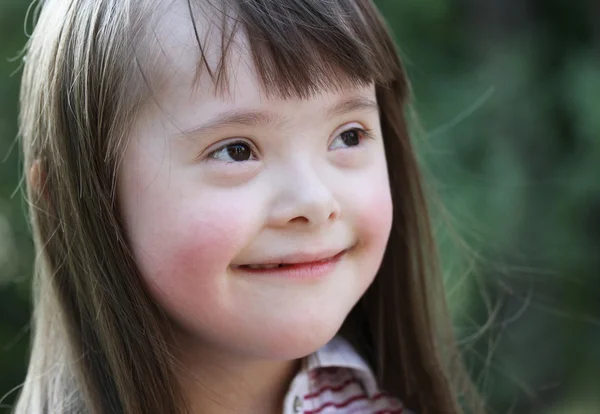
[289,216,310,224]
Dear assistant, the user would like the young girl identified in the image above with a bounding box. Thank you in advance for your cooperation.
[15,0,482,413]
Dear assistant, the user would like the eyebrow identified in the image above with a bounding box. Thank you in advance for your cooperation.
[175,96,379,140]
[325,96,379,119]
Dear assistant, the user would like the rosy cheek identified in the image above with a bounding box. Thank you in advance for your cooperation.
[168,211,242,279]
[132,200,250,300]
[355,178,393,258]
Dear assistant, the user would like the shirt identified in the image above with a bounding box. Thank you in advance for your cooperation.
[283,336,412,414]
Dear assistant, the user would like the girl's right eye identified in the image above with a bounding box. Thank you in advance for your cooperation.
[207,141,258,163]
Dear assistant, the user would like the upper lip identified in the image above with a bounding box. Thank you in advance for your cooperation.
[232,246,351,267]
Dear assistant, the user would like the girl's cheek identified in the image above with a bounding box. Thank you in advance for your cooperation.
[131,197,254,298]
[167,208,245,279]
[354,175,393,262]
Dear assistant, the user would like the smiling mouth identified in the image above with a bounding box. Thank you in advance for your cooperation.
[240,255,338,270]
[243,263,292,270]
[232,248,350,271]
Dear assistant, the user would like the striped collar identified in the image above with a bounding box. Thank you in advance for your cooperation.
[283,336,408,414]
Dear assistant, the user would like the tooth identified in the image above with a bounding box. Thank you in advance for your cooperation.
[246,264,280,269]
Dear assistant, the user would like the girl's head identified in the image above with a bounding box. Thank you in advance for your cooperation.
[18,0,477,413]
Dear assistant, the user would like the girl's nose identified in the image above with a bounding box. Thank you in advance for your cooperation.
[266,164,341,229]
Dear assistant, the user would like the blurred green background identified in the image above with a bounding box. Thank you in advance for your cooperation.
[0,0,599,413]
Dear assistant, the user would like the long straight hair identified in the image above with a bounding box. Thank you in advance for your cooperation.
[15,0,483,413]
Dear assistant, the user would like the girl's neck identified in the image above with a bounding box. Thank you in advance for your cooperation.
[176,337,302,414]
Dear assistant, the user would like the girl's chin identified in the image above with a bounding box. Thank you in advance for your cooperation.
[256,331,339,360]
[223,322,344,361]
[170,314,343,361]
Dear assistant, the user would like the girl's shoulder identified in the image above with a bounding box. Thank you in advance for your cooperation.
[283,336,413,414]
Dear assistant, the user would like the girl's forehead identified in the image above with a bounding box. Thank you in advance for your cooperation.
[141,1,237,97]
[141,1,375,112]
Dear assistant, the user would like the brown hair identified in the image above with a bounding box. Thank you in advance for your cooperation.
[15,0,483,413]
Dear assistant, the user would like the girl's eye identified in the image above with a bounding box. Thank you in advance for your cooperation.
[329,127,371,150]
[207,141,257,162]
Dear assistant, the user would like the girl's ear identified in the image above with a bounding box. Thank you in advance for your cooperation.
[29,159,50,203]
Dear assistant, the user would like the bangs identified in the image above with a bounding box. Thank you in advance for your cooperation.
[182,0,402,99]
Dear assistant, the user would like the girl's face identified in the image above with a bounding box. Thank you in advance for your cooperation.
[118,4,393,361]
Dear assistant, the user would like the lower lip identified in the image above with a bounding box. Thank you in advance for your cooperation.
[233,250,348,281]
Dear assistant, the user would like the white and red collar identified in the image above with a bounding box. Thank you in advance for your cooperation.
[283,336,409,414]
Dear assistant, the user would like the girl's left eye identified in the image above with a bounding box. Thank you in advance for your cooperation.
[329,127,372,150]
[207,141,258,163]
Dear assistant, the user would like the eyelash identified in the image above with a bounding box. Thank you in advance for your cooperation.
[330,127,375,150]
[205,126,375,163]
